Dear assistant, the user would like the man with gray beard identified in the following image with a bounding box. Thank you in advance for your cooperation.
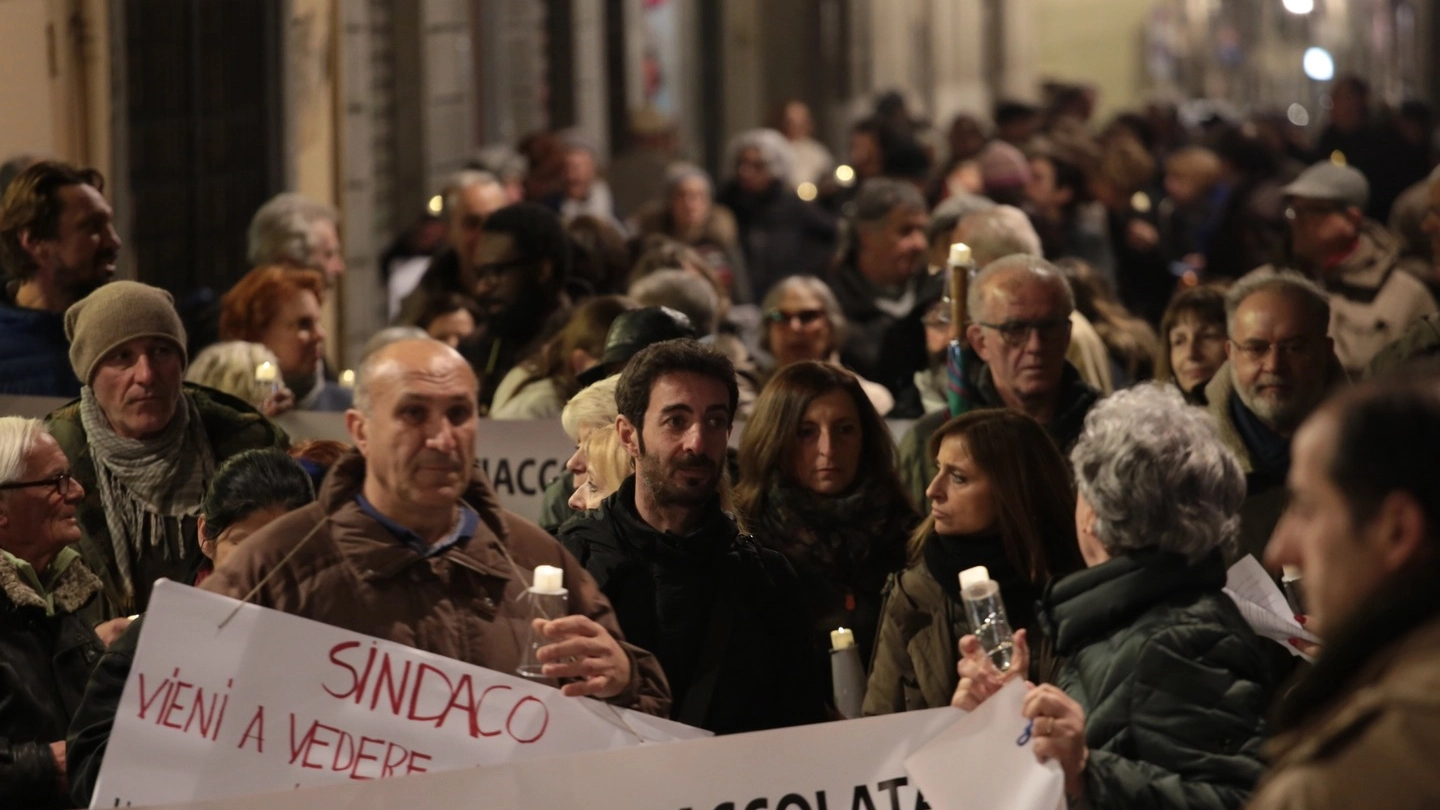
[1204,269,1347,562]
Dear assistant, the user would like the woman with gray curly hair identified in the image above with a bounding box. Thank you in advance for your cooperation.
[952,384,1287,810]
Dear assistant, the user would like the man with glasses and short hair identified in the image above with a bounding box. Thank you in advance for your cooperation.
[1273,160,1436,375]
[0,416,107,807]
[1204,268,1347,561]
[898,254,1101,509]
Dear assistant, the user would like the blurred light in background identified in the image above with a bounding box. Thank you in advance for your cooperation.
[427,194,443,214]
[797,182,818,201]
[834,165,856,186]
[1303,47,1335,81]
[1283,0,1314,14]
[1287,103,1310,126]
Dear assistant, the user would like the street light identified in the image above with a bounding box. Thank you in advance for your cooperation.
[1303,47,1335,81]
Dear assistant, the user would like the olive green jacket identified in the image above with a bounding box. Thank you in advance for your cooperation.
[45,384,288,622]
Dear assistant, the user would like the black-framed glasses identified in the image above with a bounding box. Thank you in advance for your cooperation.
[978,317,1070,347]
[0,472,74,497]
[764,308,826,327]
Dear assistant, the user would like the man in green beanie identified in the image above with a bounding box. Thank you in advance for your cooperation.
[44,281,288,635]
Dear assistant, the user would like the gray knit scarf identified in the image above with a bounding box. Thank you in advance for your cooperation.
[80,387,214,598]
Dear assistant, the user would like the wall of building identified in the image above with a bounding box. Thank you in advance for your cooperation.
[1027,0,1161,121]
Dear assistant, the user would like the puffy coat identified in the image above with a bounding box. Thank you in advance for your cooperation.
[1038,549,1285,810]
[202,450,670,718]
[559,477,829,734]
[46,384,288,622]
[0,551,105,809]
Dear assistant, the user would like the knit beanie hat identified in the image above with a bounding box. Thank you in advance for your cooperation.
[65,281,189,384]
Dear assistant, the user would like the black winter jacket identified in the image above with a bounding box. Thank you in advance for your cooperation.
[0,553,105,809]
[559,477,828,734]
[1039,549,1285,810]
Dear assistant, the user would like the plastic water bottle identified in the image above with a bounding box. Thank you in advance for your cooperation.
[830,627,866,719]
[960,566,1015,672]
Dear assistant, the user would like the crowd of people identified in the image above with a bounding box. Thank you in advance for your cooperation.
[3,76,1440,809]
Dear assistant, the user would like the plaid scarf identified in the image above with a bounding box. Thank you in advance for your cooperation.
[80,387,214,599]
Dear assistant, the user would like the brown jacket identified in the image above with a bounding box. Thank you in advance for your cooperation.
[202,451,671,717]
[1248,616,1440,809]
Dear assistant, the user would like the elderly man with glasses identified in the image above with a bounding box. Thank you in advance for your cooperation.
[898,254,1101,509]
[1204,268,1348,562]
[0,416,107,809]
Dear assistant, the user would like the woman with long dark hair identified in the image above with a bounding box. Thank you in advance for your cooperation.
[735,361,915,668]
[864,408,1084,714]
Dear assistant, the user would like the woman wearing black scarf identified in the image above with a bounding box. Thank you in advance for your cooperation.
[862,408,1084,714]
[735,361,916,675]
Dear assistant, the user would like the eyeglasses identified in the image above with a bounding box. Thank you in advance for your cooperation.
[977,317,1070,347]
[0,472,75,498]
[764,308,827,328]
[1230,338,1317,362]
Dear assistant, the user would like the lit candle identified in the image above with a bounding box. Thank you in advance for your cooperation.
[254,361,278,383]
[947,243,972,267]
[532,565,564,594]
[830,627,855,650]
[339,369,356,389]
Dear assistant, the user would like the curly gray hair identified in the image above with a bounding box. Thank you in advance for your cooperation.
[246,192,339,268]
[1070,384,1245,563]
[725,129,794,185]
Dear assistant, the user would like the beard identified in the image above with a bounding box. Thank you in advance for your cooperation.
[636,441,720,509]
[1237,373,1322,433]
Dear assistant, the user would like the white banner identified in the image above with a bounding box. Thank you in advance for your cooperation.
[126,707,962,810]
[91,581,708,808]
[906,681,1066,810]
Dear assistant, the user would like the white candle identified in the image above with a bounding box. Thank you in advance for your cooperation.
[532,565,564,594]
[254,361,278,383]
[830,627,854,650]
[948,243,972,266]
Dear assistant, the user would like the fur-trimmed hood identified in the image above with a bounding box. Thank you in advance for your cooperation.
[0,551,103,615]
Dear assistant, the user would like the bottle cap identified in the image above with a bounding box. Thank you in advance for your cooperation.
[959,565,990,590]
[947,243,972,266]
[1282,565,1302,582]
[830,627,855,650]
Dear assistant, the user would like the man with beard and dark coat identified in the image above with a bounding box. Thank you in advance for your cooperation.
[0,161,120,397]
[1204,270,1347,562]
[559,339,828,734]
[453,203,573,410]
[395,171,510,326]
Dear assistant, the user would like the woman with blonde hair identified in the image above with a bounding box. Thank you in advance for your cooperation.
[568,424,631,511]
[185,341,295,417]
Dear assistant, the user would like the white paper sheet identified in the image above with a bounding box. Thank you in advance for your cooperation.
[1224,554,1319,661]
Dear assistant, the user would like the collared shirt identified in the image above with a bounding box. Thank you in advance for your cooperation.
[355,494,480,559]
